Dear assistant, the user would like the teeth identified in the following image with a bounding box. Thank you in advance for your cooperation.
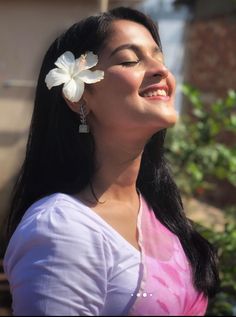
[143,89,167,97]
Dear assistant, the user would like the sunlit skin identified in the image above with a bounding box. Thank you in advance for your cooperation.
[71,20,178,249]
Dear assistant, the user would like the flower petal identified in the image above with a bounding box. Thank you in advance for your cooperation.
[78,69,104,84]
[55,51,75,72]
[74,51,98,74]
[84,52,99,69]
[45,68,70,89]
[62,78,84,102]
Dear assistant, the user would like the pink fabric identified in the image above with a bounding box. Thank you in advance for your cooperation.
[129,196,208,316]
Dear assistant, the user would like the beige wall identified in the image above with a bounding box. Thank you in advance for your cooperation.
[0,0,102,96]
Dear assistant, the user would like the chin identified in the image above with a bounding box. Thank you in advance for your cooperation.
[166,113,178,127]
[157,108,178,129]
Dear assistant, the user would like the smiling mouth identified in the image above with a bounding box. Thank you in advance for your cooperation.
[139,86,170,99]
[142,89,167,97]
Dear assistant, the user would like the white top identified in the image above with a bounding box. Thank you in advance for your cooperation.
[4,193,141,316]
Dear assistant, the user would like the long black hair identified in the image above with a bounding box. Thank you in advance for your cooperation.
[6,6,219,297]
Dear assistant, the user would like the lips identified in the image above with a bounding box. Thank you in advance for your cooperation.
[139,85,169,98]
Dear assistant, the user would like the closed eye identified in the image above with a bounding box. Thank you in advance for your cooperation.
[120,60,140,67]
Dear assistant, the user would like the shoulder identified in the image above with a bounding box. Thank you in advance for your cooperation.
[20,192,104,236]
[4,194,113,316]
[4,193,112,270]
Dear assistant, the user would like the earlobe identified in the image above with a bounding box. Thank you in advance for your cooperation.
[63,94,90,133]
[63,95,81,113]
[63,94,91,116]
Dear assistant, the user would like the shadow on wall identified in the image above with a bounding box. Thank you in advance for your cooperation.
[0,173,20,259]
[0,131,27,148]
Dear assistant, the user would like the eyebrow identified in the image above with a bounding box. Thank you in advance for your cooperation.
[109,44,161,58]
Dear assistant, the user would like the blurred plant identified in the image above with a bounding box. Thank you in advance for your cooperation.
[166,85,236,196]
[194,211,236,316]
[166,85,236,315]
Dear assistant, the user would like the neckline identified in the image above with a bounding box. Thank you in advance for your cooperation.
[66,193,142,255]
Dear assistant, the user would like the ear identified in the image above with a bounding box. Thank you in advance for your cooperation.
[63,97,81,114]
[63,94,91,115]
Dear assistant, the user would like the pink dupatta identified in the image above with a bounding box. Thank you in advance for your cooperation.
[129,196,208,316]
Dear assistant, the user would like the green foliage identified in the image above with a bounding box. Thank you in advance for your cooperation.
[166,85,236,315]
[194,216,236,316]
[166,85,236,196]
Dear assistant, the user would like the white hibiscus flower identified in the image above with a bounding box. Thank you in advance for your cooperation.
[45,51,104,102]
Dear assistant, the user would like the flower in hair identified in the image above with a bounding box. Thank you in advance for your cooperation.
[45,51,104,102]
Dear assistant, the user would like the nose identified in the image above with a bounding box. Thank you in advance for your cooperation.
[146,58,169,79]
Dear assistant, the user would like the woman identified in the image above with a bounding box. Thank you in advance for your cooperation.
[4,6,219,316]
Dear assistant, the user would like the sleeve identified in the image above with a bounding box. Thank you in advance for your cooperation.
[4,202,113,316]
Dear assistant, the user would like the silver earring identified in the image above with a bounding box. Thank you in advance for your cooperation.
[79,104,90,133]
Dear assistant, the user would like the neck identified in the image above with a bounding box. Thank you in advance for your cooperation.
[90,132,147,203]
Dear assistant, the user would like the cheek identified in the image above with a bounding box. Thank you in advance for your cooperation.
[84,69,143,114]
[168,72,176,93]
[103,69,143,95]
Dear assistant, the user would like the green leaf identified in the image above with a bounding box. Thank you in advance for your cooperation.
[230,114,236,127]
[228,89,236,101]
[193,108,205,118]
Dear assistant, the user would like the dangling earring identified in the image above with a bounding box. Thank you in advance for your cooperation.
[79,103,90,133]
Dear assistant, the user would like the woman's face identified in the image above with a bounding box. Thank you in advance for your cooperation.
[83,19,177,139]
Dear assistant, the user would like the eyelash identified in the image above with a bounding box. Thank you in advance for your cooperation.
[120,60,140,67]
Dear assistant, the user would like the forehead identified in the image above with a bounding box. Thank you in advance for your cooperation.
[102,19,158,53]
